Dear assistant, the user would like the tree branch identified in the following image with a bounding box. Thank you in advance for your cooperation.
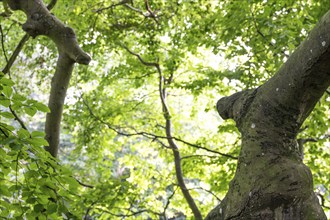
[5,0,91,157]
[2,0,58,75]
[95,0,130,13]
[122,46,203,219]
[163,186,178,218]
[82,96,236,159]
[0,24,9,63]
[190,186,222,202]
[249,4,289,58]
[9,105,28,130]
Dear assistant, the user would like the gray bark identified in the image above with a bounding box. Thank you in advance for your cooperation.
[7,0,91,157]
[206,9,330,220]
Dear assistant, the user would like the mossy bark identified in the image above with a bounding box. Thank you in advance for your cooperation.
[206,9,330,220]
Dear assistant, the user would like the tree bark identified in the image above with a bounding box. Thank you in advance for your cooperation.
[6,0,91,157]
[206,10,330,220]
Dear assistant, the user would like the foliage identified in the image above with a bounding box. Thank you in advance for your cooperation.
[0,73,80,218]
[1,0,329,219]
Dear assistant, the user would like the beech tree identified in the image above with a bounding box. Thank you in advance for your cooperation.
[0,0,329,219]
[206,9,330,220]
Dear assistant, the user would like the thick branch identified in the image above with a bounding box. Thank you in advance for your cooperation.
[6,0,91,157]
[2,0,58,74]
[259,10,330,126]
[7,0,90,64]
[44,54,74,157]
[210,9,330,220]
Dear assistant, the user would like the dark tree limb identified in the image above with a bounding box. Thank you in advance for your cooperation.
[6,0,91,157]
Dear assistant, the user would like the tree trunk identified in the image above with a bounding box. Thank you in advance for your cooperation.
[6,0,91,157]
[206,10,330,220]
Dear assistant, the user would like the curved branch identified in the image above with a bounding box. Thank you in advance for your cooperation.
[2,0,58,75]
[6,0,91,157]
[122,46,202,219]
[9,105,28,130]
[82,96,237,159]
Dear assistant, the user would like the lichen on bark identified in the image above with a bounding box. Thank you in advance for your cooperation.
[206,9,330,220]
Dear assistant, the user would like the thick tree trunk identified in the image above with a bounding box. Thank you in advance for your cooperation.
[6,0,91,157]
[206,10,330,220]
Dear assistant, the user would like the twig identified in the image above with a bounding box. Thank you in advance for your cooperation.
[122,45,159,67]
[47,0,58,10]
[190,186,222,202]
[74,177,94,188]
[316,192,330,209]
[0,24,9,63]
[181,154,219,160]
[249,4,289,58]
[2,34,29,74]
[9,105,28,130]
[82,97,236,158]
[173,137,238,160]
[163,186,178,217]
[95,0,130,13]
[94,207,161,218]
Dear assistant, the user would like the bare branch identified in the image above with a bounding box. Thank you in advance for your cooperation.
[122,45,159,67]
[94,207,161,218]
[74,177,94,189]
[125,46,203,219]
[181,154,219,160]
[82,97,236,158]
[316,192,330,209]
[163,186,178,217]
[173,137,238,160]
[95,0,130,13]
[190,186,222,202]
[0,24,9,63]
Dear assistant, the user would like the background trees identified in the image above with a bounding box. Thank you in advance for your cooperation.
[1,0,329,219]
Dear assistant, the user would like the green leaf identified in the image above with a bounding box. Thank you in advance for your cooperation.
[0,185,11,197]
[0,99,10,107]
[25,107,37,117]
[27,137,49,147]
[2,86,13,98]
[31,131,45,138]
[47,203,57,214]
[34,204,44,212]
[33,102,50,113]
[0,111,15,119]
[12,93,27,101]
[17,128,30,139]
[0,77,15,86]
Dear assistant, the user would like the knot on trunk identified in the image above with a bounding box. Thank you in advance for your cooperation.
[216,88,258,125]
